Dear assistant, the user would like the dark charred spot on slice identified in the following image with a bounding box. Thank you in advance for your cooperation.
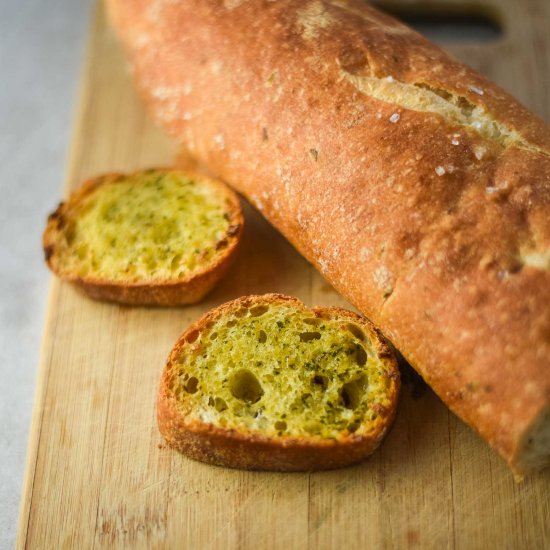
[371,402,387,417]
[216,238,228,250]
[377,348,393,359]
[48,204,66,228]
[227,224,241,236]
[44,245,55,262]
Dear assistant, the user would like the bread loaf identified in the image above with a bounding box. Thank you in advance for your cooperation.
[107,0,550,474]
[158,294,400,471]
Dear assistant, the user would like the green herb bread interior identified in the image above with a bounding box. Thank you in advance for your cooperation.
[43,169,243,305]
[158,294,400,471]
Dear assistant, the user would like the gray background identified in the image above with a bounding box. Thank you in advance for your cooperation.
[0,0,92,546]
[0,1,505,547]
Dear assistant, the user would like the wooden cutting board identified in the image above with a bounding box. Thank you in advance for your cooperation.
[17,1,550,548]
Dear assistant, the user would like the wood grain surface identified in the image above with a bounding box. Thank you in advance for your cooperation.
[18,1,550,548]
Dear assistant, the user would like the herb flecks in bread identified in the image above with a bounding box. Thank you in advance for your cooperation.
[158,294,400,471]
[43,169,243,306]
[173,303,391,437]
[62,172,231,280]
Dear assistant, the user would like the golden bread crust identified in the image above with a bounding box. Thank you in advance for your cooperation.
[43,169,243,306]
[158,294,400,471]
[107,0,550,472]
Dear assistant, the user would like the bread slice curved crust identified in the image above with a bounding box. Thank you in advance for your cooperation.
[43,169,243,306]
[158,294,400,471]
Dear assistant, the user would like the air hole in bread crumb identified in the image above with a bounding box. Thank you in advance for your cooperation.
[304,317,321,326]
[258,330,267,343]
[184,377,199,394]
[210,332,218,340]
[299,331,322,342]
[347,420,360,433]
[340,375,367,409]
[230,369,264,403]
[312,374,328,390]
[301,393,313,406]
[356,346,368,366]
[75,243,88,260]
[250,305,269,317]
[346,324,365,341]
[274,420,287,431]
[170,254,182,270]
[186,330,199,343]
[215,397,228,412]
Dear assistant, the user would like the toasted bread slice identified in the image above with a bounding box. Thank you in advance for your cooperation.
[158,294,400,471]
[43,169,243,306]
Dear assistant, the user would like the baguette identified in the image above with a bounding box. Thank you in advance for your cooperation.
[107,0,550,474]
[43,169,243,306]
[158,294,400,471]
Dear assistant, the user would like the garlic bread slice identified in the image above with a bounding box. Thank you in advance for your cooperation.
[43,169,243,305]
[159,294,400,471]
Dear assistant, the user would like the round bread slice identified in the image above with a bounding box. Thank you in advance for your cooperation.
[158,294,400,471]
[43,169,243,306]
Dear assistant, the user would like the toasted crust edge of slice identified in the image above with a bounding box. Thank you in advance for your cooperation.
[158,293,400,471]
[42,169,244,306]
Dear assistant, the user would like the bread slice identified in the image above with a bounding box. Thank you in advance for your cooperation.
[158,294,400,471]
[43,169,243,306]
